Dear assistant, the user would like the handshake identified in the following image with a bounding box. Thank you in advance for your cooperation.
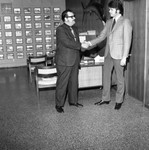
[81,41,91,49]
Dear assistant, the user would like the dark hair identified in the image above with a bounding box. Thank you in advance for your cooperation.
[108,0,124,15]
[61,9,74,22]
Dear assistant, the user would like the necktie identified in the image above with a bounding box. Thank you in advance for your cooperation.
[70,27,76,41]
[111,19,116,30]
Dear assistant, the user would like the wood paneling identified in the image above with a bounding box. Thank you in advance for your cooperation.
[144,0,149,107]
[124,0,147,103]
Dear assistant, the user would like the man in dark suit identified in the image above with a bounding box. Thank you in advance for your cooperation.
[55,9,83,113]
[82,0,132,110]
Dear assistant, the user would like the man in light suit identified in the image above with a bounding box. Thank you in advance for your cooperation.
[55,9,83,113]
[82,0,132,110]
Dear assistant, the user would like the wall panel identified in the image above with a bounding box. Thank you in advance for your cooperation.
[124,0,146,102]
[144,0,149,107]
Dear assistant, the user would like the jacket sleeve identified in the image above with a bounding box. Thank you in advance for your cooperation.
[122,19,132,58]
[90,21,109,46]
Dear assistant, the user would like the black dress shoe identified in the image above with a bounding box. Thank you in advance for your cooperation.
[114,103,122,110]
[55,105,64,113]
[94,100,110,105]
[69,103,83,107]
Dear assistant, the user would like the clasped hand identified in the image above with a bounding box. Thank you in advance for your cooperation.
[81,41,90,49]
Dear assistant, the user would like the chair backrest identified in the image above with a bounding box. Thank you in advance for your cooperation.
[35,66,57,97]
[36,66,57,77]
[28,55,47,65]
[28,55,47,82]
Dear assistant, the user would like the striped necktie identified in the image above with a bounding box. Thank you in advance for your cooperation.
[111,19,116,30]
[70,27,76,41]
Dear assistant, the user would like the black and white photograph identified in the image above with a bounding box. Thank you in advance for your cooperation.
[35,37,42,43]
[35,22,42,29]
[53,14,61,21]
[34,8,41,14]
[14,16,21,22]
[53,7,61,13]
[54,22,61,28]
[36,44,43,50]
[34,15,41,21]
[24,8,31,14]
[0,46,3,52]
[35,30,42,36]
[44,22,51,28]
[45,44,52,50]
[6,39,12,44]
[5,24,11,30]
[6,45,13,52]
[15,31,22,37]
[26,45,33,51]
[4,16,11,22]
[25,23,32,29]
[43,7,51,13]
[45,36,51,43]
[7,53,14,59]
[15,23,22,29]
[36,52,43,56]
[44,15,51,21]
[45,30,51,35]
[0,54,4,59]
[27,52,33,57]
[0,39,2,45]
[24,16,32,21]
[16,38,23,44]
[5,31,12,37]
[17,52,24,59]
[16,45,23,51]
[14,8,21,14]
[26,30,32,36]
[26,38,33,44]
[36,51,43,56]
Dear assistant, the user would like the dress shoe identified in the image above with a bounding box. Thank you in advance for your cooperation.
[55,105,64,113]
[114,103,122,110]
[69,103,83,107]
[94,100,110,105]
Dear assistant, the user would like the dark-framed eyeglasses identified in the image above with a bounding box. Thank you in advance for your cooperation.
[67,15,75,18]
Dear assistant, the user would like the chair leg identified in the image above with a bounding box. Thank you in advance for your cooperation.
[30,73,32,83]
[29,68,32,83]
[36,85,40,99]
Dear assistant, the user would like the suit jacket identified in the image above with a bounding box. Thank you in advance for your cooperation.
[90,16,132,59]
[55,23,81,66]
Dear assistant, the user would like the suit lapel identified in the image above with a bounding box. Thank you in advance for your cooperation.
[63,24,74,39]
[111,16,124,32]
[63,24,78,41]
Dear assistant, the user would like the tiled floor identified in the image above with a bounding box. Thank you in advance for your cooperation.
[0,67,149,150]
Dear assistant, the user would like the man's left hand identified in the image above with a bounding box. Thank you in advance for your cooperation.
[81,41,90,49]
[120,57,127,66]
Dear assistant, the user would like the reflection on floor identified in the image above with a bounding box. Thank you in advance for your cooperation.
[0,67,149,150]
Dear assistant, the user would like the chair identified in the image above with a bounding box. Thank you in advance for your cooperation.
[27,55,47,82]
[35,66,57,98]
